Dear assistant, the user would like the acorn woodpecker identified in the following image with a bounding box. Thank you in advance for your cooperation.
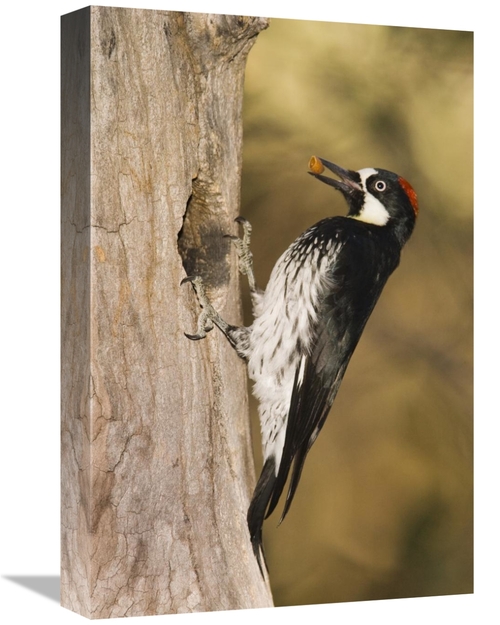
[182,156,418,575]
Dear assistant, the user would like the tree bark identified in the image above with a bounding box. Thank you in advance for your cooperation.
[61,7,271,618]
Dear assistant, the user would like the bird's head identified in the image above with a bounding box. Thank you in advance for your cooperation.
[308,156,418,246]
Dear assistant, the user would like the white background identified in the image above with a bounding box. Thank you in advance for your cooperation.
[0,1,496,623]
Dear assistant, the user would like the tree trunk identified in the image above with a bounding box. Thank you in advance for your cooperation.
[61,6,271,618]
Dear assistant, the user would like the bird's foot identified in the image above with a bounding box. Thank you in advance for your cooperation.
[224,217,256,292]
[181,275,224,340]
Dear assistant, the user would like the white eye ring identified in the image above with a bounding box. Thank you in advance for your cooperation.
[375,180,386,192]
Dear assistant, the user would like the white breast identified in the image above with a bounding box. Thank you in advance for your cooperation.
[247,235,339,464]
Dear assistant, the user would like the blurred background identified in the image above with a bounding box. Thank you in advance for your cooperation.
[240,19,473,607]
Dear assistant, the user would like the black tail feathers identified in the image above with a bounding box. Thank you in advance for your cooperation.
[247,456,277,577]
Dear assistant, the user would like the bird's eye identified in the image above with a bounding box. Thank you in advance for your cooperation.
[374,180,386,192]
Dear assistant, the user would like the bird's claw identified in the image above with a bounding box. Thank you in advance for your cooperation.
[181,275,201,287]
[225,217,256,291]
[184,327,213,341]
[182,275,219,340]
[181,218,255,341]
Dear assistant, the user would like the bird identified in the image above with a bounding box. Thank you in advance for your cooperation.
[182,156,418,575]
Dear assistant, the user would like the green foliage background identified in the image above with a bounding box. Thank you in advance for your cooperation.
[240,19,473,606]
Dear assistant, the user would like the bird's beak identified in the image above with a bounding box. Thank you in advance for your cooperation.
[308,156,362,194]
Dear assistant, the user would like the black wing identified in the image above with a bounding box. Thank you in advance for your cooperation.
[265,297,354,523]
[247,255,354,574]
[267,225,399,522]
[247,314,349,576]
